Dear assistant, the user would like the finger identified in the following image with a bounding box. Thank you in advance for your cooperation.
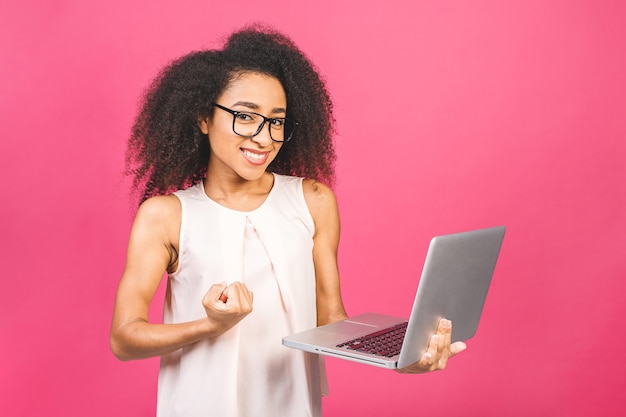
[218,283,229,303]
[450,341,467,356]
[224,282,254,312]
[440,318,452,354]
[435,319,453,369]
[395,332,441,374]
[420,334,440,370]
[225,282,248,300]
[205,282,228,303]
[437,319,451,354]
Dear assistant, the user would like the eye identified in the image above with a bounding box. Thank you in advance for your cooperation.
[270,118,286,128]
[235,112,256,123]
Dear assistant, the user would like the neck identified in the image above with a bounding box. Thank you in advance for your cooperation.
[203,171,274,210]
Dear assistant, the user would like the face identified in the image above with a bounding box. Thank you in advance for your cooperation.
[199,72,287,182]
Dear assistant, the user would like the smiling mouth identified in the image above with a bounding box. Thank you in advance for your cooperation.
[241,148,269,165]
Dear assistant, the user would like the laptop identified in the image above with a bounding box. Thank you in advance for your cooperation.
[282,226,505,369]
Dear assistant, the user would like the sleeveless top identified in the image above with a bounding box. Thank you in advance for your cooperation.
[157,174,326,417]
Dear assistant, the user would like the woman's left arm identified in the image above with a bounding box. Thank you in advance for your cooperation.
[303,179,348,326]
[303,179,466,372]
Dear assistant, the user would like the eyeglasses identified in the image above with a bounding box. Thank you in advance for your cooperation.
[212,103,298,142]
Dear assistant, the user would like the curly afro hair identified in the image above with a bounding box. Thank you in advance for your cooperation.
[126,24,336,204]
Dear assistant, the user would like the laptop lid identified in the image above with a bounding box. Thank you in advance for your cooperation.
[397,225,505,367]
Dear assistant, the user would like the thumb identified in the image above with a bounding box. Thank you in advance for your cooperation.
[206,282,228,303]
[450,341,467,356]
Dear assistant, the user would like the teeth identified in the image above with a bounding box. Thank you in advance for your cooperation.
[242,150,265,161]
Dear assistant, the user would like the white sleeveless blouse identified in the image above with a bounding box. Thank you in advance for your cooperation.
[157,174,325,417]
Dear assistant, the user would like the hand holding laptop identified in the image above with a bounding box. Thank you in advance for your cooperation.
[395,318,467,373]
[282,226,505,370]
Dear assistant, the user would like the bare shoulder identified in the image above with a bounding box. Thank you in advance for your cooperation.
[302,179,339,234]
[302,178,338,214]
[131,194,181,244]
[136,194,181,222]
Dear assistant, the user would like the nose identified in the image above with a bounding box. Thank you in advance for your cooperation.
[251,122,273,147]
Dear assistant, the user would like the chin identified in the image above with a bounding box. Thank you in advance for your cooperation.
[237,166,270,182]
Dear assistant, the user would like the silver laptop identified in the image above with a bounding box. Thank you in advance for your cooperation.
[282,226,505,369]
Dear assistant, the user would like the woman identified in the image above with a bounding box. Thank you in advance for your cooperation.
[110,25,465,417]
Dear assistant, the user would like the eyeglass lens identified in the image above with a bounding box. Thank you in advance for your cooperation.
[233,112,294,142]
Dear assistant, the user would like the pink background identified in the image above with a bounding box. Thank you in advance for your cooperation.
[1,1,625,416]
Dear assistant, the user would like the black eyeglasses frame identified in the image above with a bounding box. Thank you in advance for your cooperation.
[212,103,298,143]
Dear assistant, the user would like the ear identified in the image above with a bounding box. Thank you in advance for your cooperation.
[198,116,210,135]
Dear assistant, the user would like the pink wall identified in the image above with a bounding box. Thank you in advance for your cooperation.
[1,1,625,416]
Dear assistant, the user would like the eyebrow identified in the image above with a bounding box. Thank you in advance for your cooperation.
[232,101,286,115]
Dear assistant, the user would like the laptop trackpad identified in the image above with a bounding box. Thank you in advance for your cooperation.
[322,320,379,337]
[328,320,378,334]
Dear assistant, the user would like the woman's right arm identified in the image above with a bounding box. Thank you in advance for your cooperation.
[110,195,253,361]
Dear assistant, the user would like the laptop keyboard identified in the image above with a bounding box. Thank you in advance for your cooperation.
[336,322,408,358]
